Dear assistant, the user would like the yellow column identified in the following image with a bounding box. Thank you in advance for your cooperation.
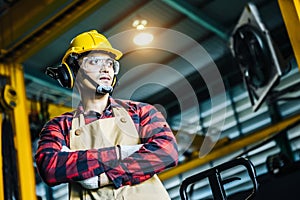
[0,114,3,200]
[278,0,300,69]
[0,63,37,200]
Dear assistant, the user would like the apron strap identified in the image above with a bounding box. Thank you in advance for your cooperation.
[71,115,85,129]
[71,110,84,129]
[112,107,129,117]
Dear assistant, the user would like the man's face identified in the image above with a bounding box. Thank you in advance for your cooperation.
[78,52,117,88]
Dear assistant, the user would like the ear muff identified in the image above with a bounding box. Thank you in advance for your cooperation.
[61,53,80,88]
[56,64,75,88]
[45,54,80,88]
[45,63,75,88]
[46,52,119,93]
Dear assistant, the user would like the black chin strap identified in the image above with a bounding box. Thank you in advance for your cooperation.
[79,69,113,95]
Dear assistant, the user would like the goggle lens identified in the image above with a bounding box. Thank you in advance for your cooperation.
[82,57,119,74]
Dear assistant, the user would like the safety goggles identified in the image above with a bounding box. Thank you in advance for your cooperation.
[81,56,120,74]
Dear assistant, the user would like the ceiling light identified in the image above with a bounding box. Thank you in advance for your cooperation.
[132,19,148,30]
[133,32,153,46]
[132,18,154,46]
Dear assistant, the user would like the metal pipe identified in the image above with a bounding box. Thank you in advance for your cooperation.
[162,0,229,40]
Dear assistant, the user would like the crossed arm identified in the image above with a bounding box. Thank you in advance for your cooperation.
[35,106,178,189]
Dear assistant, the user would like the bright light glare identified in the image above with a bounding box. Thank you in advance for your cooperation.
[133,32,153,46]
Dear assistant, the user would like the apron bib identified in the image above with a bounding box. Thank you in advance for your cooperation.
[69,107,170,200]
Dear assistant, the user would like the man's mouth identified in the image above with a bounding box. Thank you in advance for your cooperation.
[99,76,111,81]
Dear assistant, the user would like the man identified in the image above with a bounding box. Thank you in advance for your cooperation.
[35,30,178,200]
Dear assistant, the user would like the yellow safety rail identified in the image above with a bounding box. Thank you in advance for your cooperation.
[26,99,72,120]
[159,112,300,181]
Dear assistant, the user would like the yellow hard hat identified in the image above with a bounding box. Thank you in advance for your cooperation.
[53,30,122,89]
[62,30,123,63]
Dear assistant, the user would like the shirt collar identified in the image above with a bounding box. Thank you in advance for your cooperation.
[109,96,123,108]
[74,96,120,118]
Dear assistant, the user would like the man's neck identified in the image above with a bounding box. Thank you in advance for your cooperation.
[81,93,110,114]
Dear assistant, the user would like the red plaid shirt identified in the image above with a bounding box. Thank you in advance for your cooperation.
[35,97,178,188]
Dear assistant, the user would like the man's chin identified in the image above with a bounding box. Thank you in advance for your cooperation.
[99,81,112,86]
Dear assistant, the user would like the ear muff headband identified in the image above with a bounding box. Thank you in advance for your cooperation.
[112,76,117,87]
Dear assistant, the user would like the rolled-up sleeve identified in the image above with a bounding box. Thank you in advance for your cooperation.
[34,114,118,186]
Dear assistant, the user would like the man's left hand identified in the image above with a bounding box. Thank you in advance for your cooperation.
[77,176,99,190]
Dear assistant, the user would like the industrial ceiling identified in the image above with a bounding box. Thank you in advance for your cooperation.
[0,0,291,110]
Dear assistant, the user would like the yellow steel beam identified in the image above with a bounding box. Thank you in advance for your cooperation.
[159,112,300,181]
[48,103,72,119]
[26,99,72,119]
[1,0,108,63]
[278,0,300,69]
[0,63,37,199]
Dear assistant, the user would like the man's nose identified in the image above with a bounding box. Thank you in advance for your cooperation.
[99,65,109,73]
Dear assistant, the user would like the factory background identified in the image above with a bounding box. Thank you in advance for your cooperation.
[0,0,300,199]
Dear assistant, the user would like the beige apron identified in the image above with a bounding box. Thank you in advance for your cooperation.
[69,107,171,200]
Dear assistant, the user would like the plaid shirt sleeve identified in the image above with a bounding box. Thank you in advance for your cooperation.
[34,112,119,186]
[107,99,179,188]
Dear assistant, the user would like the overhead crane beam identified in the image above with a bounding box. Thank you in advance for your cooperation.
[0,0,70,50]
[0,0,109,63]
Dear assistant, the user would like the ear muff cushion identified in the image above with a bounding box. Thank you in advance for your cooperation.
[66,54,80,76]
[57,64,75,88]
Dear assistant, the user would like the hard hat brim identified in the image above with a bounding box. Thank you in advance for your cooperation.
[62,47,123,62]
